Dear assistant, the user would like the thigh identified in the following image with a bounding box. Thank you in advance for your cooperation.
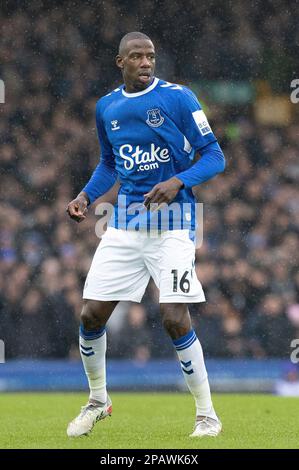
[83,228,150,303]
[145,230,206,303]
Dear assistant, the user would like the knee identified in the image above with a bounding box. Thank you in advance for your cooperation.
[80,301,104,330]
[162,314,182,337]
[161,304,190,339]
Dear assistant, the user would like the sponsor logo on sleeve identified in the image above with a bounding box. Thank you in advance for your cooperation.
[192,110,212,136]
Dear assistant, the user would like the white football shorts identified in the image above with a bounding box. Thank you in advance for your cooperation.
[83,227,205,303]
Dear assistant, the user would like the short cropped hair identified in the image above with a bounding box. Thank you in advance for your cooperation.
[118,32,152,55]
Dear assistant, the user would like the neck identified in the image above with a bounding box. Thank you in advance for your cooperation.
[124,77,154,94]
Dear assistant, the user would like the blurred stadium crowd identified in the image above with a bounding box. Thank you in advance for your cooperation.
[1,0,298,360]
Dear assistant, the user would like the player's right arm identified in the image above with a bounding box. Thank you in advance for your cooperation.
[67,100,118,223]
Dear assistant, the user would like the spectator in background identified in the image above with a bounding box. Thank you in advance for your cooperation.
[113,304,152,363]
[245,294,296,358]
[16,288,50,358]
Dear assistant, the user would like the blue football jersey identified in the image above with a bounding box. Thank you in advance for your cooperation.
[94,77,217,232]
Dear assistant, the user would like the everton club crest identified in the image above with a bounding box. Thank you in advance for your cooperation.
[146,108,164,127]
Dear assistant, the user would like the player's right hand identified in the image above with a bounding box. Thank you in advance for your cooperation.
[66,193,89,223]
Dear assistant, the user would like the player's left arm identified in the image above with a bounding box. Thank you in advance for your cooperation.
[175,140,225,189]
[144,89,225,207]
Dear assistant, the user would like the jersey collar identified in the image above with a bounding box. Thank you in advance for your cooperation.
[122,77,159,98]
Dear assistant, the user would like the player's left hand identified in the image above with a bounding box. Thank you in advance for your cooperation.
[143,177,184,210]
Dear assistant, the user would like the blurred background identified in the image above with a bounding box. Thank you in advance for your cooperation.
[0,0,299,393]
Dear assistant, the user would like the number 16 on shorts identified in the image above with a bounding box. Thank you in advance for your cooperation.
[171,269,192,293]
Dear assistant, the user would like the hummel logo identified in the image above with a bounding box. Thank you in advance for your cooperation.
[111,120,120,131]
[180,359,194,375]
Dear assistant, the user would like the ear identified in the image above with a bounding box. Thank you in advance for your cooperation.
[116,55,124,70]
